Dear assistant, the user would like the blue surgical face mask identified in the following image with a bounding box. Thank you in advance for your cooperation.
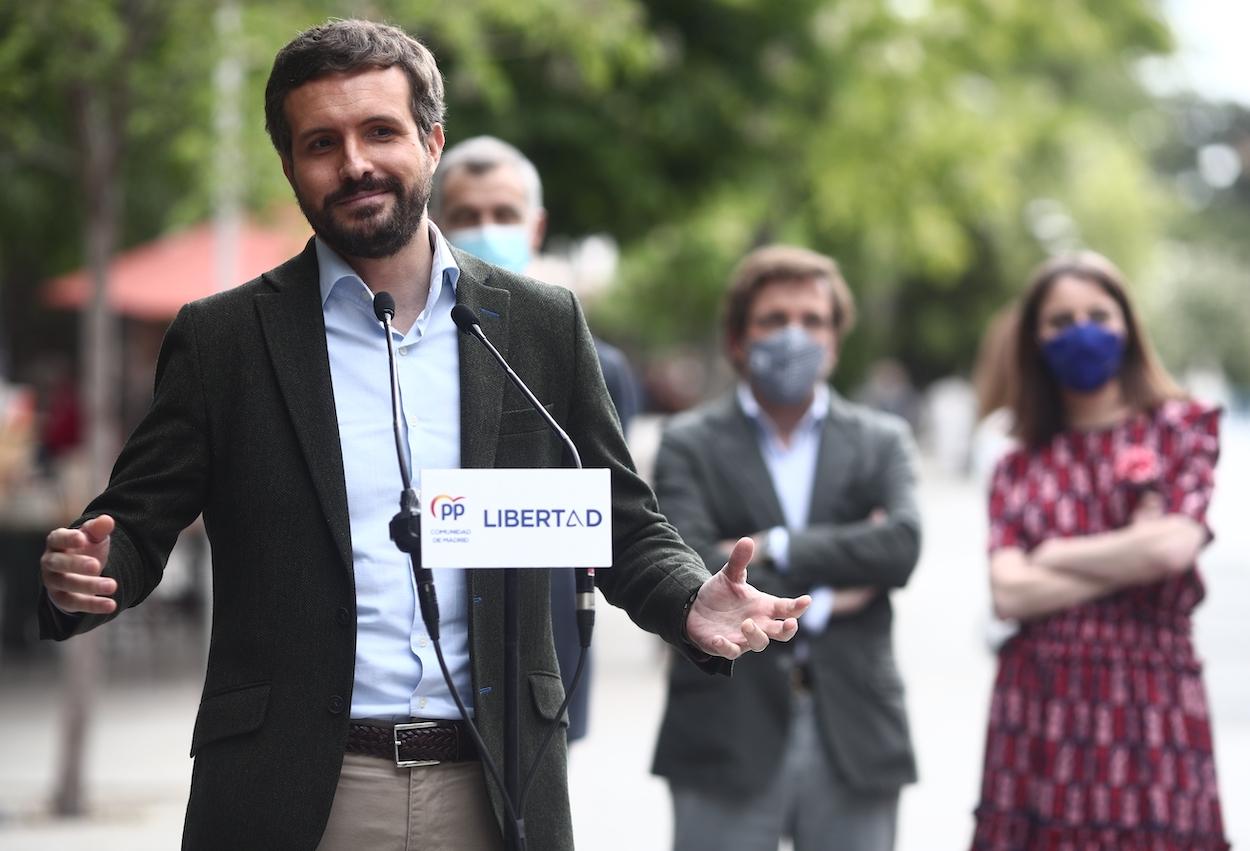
[1041,322,1126,392]
[445,224,532,274]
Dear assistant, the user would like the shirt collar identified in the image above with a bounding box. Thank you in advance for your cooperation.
[314,220,460,307]
[736,381,830,435]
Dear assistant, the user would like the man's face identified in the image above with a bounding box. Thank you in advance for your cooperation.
[281,66,445,260]
[732,276,838,378]
[437,163,545,251]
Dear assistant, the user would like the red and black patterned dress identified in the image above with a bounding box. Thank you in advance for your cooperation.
[971,400,1230,851]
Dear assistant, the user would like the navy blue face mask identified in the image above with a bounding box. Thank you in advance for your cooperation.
[1041,322,1126,392]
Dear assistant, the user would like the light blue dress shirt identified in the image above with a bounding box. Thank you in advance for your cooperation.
[316,225,472,720]
[736,383,837,634]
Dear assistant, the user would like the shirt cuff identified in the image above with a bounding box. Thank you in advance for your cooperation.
[767,526,791,571]
[801,587,837,635]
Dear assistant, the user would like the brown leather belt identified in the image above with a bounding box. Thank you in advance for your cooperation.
[346,719,477,768]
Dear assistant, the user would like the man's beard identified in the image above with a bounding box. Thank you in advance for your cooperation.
[296,172,429,260]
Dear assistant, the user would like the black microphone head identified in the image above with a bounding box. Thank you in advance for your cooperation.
[451,303,481,333]
[373,291,396,322]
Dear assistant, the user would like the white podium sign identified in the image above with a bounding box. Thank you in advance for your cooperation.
[420,468,612,569]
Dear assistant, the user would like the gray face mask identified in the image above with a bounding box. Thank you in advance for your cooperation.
[746,326,827,406]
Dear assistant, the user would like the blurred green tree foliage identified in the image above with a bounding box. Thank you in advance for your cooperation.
[0,0,1192,388]
[1144,97,1250,389]
[572,0,1177,385]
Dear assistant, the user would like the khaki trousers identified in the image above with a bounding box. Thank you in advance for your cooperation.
[317,752,504,851]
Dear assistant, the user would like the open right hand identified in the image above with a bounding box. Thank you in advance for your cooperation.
[41,514,118,615]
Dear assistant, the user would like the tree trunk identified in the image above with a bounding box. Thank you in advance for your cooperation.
[52,77,121,820]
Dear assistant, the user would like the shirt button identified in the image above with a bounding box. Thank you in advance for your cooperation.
[399,346,410,356]
[327,695,345,715]
[407,415,418,427]
[419,697,428,710]
[417,637,428,648]
[336,607,350,627]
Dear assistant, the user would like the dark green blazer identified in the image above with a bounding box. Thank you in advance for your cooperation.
[39,241,717,850]
[651,391,922,796]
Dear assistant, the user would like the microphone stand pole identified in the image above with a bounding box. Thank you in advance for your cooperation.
[374,294,526,849]
[504,569,521,851]
[451,306,587,851]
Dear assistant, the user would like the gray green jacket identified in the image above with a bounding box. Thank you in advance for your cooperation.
[651,391,921,796]
[39,241,719,850]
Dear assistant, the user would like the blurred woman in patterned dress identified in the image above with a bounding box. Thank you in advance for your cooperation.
[970,252,1230,850]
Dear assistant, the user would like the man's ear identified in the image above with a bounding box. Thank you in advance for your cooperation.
[280,154,295,187]
[426,124,445,165]
[529,208,548,252]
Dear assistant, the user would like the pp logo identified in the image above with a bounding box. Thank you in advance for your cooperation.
[429,494,466,521]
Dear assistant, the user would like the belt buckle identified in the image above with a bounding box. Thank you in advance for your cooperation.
[394,721,440,768]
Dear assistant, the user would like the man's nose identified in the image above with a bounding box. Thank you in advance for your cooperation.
[339,138,372,182]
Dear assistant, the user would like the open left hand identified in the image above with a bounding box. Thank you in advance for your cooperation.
[686,537,811,660]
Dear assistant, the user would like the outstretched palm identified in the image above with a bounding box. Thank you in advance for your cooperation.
[686,538,811,660]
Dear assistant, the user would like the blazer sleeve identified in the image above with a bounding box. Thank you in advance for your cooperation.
[784,418,922,589]
[652,422,804,601]
[560,291,728,674]
[38,305,211,639]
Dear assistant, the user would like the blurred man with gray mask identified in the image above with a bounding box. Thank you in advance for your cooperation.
[651,245,923,851]
[431,135,641,743]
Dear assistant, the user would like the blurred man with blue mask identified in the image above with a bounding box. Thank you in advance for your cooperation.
[431,135,544,275]
[651,244,923,851]
[431,136,642,745]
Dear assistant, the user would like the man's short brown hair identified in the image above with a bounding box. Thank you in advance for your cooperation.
[722,244,857,349]
[264,19,445,159]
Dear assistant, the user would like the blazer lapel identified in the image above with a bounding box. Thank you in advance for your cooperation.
[807,393,855,524]
[451,251,510,726]
[453,252,511,471]
[714,396,787,531]
[254,242,353,574]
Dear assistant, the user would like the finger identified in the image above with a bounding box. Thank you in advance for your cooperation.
[41,552,103,578]
[44,570,116,596]
[741,619,770,652]
[757,615,800,640]
[769,594,811,619]
[722,537,754,585]
[81,514,115,545]
[710,634,743,660]
[49,590,117,616]
[45,527,88,553]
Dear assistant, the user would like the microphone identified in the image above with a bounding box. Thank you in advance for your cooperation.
[452,302,598,824]
[373,295,525,846]
[450,303,595,634]
[373,291,439,640]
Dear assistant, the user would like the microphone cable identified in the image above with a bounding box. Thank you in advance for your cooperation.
[450,303,596,821]
[372,292,523,842]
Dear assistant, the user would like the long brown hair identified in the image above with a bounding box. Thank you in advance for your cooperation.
[973,302,1020,421]
[1010,252,1184,448]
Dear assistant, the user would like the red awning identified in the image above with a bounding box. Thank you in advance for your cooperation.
[43,212,310,321]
